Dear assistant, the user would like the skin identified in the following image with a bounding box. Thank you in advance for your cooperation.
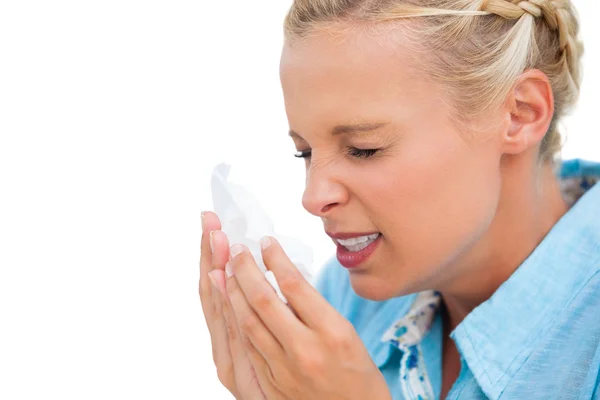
[281,26,567,397]
[201,217,392,400]
[201,24,569,399]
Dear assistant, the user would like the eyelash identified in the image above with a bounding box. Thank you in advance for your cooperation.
[294,147,379,159]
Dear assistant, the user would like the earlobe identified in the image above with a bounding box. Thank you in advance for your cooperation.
[501,70,554,156]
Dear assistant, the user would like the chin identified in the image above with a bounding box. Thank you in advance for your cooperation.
[348,274,403,301]
[348,269,423,301]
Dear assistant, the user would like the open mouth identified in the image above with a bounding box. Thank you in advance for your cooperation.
[335,233,380,252]
[332,233,382,269]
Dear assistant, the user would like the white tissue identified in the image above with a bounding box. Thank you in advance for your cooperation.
[211,163,314,304]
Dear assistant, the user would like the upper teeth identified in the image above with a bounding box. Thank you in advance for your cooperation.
[336,233,380,249]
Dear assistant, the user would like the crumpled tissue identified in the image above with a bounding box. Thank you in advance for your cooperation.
[211,163,314,304]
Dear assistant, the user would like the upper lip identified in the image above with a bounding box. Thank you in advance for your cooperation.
[326,231,381,240]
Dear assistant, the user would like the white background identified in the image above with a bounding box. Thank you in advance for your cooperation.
[0,1,598,399]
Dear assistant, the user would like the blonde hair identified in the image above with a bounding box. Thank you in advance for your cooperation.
[283,0,583,163]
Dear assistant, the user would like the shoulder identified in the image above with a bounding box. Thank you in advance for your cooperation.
[502,271,600,399]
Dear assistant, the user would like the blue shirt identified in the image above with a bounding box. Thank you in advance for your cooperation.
[314,159,600,399]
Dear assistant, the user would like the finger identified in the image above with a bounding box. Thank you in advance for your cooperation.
[229,244,309,345]
[208,269,238,396]
[261,236,345,331]
[226,277,291,399]
[208,231,233,363]
[210,230,230,272]
[199,211,222,325]
[226,274,285,364]
[243,337,288,400]
[217,271,266,399]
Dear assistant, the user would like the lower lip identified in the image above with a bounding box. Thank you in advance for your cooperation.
[336,235,382,269]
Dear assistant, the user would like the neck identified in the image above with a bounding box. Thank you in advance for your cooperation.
[440,154,569,332]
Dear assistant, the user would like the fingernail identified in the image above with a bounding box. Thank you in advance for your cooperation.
[225,261,234,277]
[230,244,244,259]
[260,236,271,251]
[208,271,217,288]
[209,231,216,254]
[201,212,207,230]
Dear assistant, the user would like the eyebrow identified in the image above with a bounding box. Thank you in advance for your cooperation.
[289,122,388,140]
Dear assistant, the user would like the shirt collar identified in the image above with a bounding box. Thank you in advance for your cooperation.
[451,160,600,399]
[367,293,419,367]
[381,291,441,350]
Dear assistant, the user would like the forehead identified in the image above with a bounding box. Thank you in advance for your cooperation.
[279,27,439,129]
[280,27,414,91]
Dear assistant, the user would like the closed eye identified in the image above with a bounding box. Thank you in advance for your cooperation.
[294,150,312,158]
[294,148,380,159]
[346,147,379,159]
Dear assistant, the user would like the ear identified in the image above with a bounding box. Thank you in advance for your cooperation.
[501,69,554,156]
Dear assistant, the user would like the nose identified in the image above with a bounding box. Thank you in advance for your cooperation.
[301,165,349,217]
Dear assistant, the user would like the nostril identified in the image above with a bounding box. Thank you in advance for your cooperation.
[321,203,337,213]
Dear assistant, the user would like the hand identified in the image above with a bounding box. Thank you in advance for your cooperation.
[224,236,393,400]
[199,211,265,400]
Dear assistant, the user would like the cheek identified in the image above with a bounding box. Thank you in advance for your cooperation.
[362,128,501,281]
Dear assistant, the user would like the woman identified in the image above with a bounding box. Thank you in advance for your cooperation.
[200,0,600,399]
